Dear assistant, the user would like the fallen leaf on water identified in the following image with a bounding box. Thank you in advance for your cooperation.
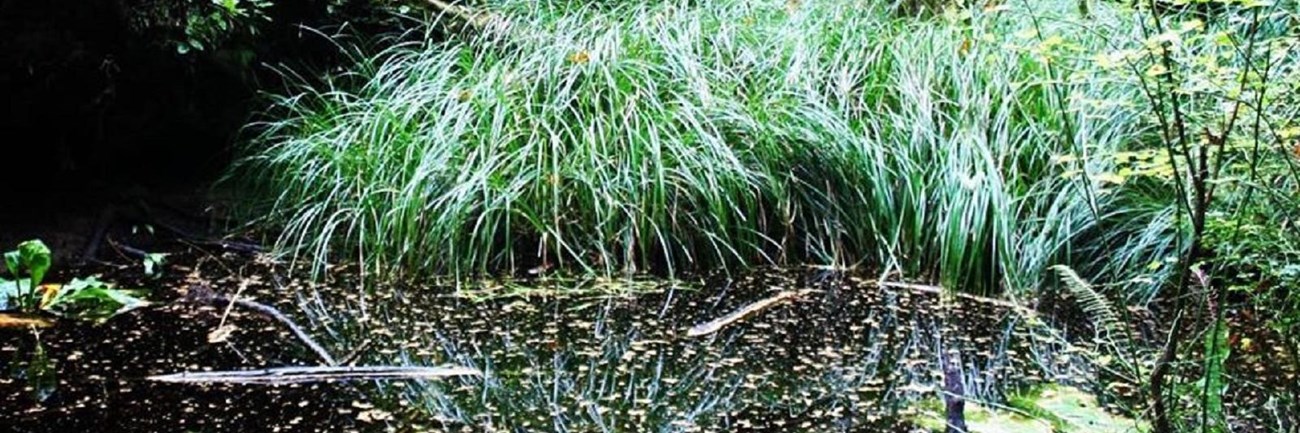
[356,408,392,423]
[207,325,237,343]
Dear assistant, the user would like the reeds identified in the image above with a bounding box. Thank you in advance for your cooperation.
[231,0,1153,293]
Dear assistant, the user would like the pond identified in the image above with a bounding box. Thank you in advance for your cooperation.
[1,297,367,432]
[294,268,1079,432]
[2,255,1094,432]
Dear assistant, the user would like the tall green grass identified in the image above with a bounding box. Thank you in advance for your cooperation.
[230,0,1160,294]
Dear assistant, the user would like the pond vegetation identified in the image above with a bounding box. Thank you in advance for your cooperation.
[233,0,1157,295]
[3,0,1299,432]
[293,268,1088,431]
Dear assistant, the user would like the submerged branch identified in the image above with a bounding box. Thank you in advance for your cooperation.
[184,285,337,366]
[877,281,1022,310]
[688,281,1028,338]
[146,365,481,385]
[687,289,818,337]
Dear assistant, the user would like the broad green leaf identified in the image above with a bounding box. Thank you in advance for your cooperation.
[18,240,52,286]
[3,250,19,277]
[45,277,150,322]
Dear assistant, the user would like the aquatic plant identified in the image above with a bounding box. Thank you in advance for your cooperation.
[0,239,150,322]
[2,240,52,311]
[231,0,1161,296]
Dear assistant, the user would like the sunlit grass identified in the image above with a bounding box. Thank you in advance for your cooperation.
[230,0,1163,294]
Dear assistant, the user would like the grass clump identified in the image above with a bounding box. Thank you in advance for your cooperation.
[231,0,1153,293]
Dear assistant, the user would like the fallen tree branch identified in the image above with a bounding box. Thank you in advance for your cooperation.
[184,285,337,366]
[687,289,818,337]
[107,237,149,260]
[146,365,481,385]
[140,215,263,254]
[877,281,1022,310]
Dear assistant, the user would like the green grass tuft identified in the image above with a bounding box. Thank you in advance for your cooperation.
[230,0,1157,293]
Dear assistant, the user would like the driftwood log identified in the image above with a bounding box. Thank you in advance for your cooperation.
[877,280,1023,309]
[164,285,482,386]
[147,365,481,385]
[687,289,818,337]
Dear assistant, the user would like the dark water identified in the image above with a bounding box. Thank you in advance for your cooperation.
[1,303,367,433]
[2,263,1077,433]
[4,249,1294,432]
[295,268,1068,432]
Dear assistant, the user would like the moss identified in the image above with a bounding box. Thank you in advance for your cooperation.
[910,386,1147,433]
[910,399,1052,433]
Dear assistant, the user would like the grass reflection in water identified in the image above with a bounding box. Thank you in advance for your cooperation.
[298,269,1069,432]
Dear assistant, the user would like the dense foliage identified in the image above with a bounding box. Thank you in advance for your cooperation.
[232,0,1171,296]
[228,0,1299,431]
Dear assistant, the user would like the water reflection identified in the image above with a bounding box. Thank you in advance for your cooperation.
[0,303,367,432]
[301,269,1061,432]
[4,331,58,404]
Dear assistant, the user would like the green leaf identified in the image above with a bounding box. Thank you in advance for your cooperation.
[4,250,19,277]
[45,277,150,322]
[17,240,52,287]
[1201,318,1230,433]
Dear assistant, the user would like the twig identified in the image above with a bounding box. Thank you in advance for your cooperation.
[146,365,481,385]
[107,237,149,260]
[877,281,1022,310]
[338,340,374,366]
[215,279,251,344]
[687,289,817,337]
[185,285,337,366]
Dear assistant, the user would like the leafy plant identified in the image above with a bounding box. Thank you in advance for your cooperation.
[1094,0,1300,431]
[230,0,1146,296]
[1051,265,1133,353]
[127,0,274,55]
[1,240,53,311]
[1,240,150,323]
[39,277,152,323]
[1050,263,1148,400]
